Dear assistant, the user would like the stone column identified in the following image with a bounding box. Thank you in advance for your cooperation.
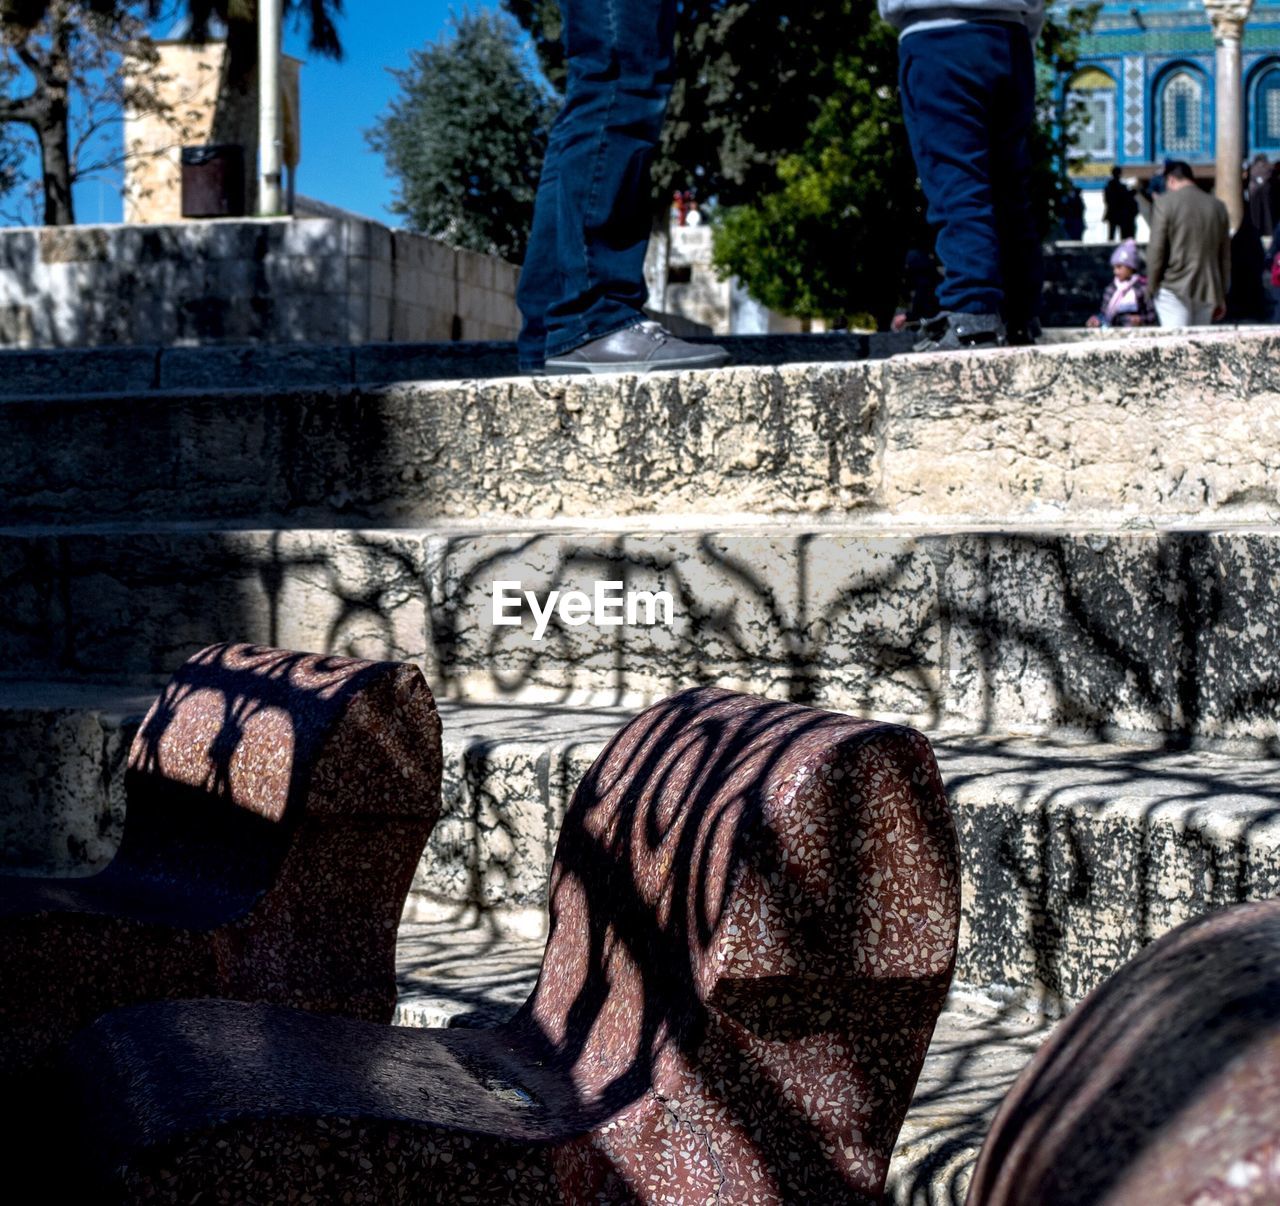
[1205,0,1254,229]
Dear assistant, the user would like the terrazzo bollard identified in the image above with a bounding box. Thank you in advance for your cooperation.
[969,899,1280,1206]
[62,686,959,1203]
[0,642,442,1079]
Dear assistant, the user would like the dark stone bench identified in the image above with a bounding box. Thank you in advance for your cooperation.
[0,642,442,1081]
[60,686,958,1201]
[968,899,1280,1205]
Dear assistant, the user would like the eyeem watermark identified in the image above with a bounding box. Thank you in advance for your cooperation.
[492,580,675,641]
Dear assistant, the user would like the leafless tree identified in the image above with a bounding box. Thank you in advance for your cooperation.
[0,2,194,225]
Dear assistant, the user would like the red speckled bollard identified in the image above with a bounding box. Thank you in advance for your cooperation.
[0,642,442,1081]
[62,686,959,1203]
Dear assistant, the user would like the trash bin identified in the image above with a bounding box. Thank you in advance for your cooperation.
[180,145,246,218]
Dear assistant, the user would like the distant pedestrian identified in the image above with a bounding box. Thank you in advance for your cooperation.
[880,0,1044,351]
[1062,187,1085,241]
[1226,213,1271,323]
[1248,154,1275,239]
[1086,239,1156,328]
[1103,167,1137,240]
[1147,161,1230,328]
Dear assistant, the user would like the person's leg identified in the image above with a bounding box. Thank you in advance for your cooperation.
[515,129,563,372]
[516,0,676,370]
[898,23,1007,319]
[1154,287,1190,327]
[990,24,1041,333]
[1188,300,1216,325]
[519,0,679,367]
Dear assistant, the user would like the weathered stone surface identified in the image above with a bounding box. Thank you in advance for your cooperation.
[0,365,881,524]
[0,702,134,873]
[944,736,1280,1008]
[2,526,1278,742]
[0,529,429,682]
[0,347,158,395]
[158,343,355,390]
[877,330,1280,520]
[434,530,940,721]
[3,331,1280,523]
[0,217,521,350]
[942,530,1280,742]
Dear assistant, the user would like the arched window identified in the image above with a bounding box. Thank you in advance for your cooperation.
[1067,67,1117,160]
[1253,65,1280,150]
[1158,70,1206,157]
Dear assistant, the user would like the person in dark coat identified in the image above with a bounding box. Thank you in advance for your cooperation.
[1248,154,1276,240]
[1103,167,1137,240]
[1062,187,1085,240]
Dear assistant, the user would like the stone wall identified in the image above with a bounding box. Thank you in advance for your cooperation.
[0,216,520,349]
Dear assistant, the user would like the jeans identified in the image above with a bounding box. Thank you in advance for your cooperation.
[1154,287,1215,328]
[516,0,677,371]
[898,21,1042,323]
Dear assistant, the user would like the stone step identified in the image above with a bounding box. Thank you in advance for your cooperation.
[0,333,915,398]
[2,522,1278,743]
[3,330,1277,526]
[0,326,1223,399]
[390,918,1056,1205]
[4,685,1278,1013]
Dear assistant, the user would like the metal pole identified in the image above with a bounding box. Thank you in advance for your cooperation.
[258,0,283,215]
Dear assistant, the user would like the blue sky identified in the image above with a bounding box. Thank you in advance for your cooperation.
[49,0,507,226]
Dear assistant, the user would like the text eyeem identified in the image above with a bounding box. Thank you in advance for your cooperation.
[491,580,675,641]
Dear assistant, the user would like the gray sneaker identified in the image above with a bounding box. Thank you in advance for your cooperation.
[545,321,729,374]
[912,311,1007,353]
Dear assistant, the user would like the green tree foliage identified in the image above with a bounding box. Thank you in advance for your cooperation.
[710,14,915,327]
[502,1,874,208]
[714,4,1099,325]
[368,10,555,262]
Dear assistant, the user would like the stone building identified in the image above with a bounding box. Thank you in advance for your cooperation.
[122,38,301,224]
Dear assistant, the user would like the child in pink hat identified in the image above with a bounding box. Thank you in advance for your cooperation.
[1087,239,1157,328]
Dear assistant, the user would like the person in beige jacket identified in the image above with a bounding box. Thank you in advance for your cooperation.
[1147,160,1231,328]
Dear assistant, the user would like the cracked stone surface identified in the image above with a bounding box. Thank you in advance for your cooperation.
[3,525,1277,742]
[875,330,1280,521]
[5,331,1280,526]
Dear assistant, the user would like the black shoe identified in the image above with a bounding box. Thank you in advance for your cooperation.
[545,321,729,375]
[912,311,1007,352]
[1006,318,1042,347]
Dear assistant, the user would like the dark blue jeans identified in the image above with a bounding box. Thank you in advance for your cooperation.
[516,0,677,370]
[898,21,1042,322]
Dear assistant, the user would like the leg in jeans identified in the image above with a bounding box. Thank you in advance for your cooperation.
[516,0,677,371]
[991,25,1042,327]
[899,23,1004,316]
